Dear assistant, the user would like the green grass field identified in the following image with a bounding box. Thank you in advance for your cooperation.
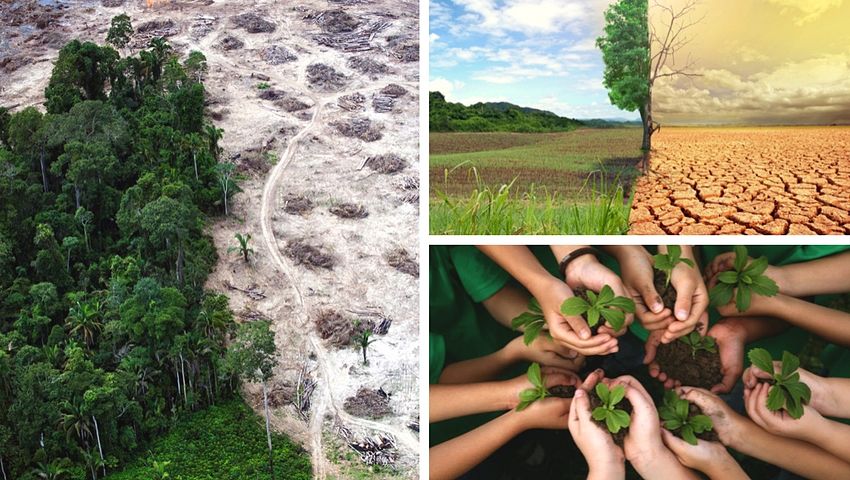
[429,128,643,234]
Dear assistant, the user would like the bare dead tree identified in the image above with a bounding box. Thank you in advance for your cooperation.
[648,0,704,148]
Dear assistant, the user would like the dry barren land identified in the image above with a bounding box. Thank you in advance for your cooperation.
[630,127,850,235]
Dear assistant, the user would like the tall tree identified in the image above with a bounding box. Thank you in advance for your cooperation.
[7,107,49,192]
[215,163,239,216]
[225,321,277,479]
[106,14,133,51]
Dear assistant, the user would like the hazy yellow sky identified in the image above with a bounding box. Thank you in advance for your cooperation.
[652,0,850,125]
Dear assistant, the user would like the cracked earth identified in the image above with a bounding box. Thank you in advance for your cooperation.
[629,127,850,235]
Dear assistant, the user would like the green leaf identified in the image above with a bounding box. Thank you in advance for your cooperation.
[659,409,677,422]
[599,308,625,331]
[785,390,804,419]
[736,285,752,312]
[528,297,542,314]
[664,418,682,430]
[598,285,615,304]
[591,407,608,421]
[516,400,532,412]
[609,384,626,405]
[675,396,689,418]
[680,257,695,268]
[766,384,785,412]
[709,282,734,307]
[748,348,775,375]
[561,296,589,316]
[653,254,671,272]
[780,351,800,379]
[511,311,541,330]
[668,245,682,261]
[786,380,811,405]
[596,383,610,403]
[744,256,769,276]
[523,320,544,346]
[519,388,539,402]
[733,246,748,272]
[751,275,779,297]
[609,408,631,431]
[606,296,636,313]
[690,414,713,432]
[681,425,698,445]
[717,271,739,285]
[587,308,600,328]
[528,362,543,388]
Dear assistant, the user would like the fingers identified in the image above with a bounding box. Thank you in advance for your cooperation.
[705,253,735,281]
[711,369,738,394]
[558,312,592,341]
[580,369,605,391]
[570,388,590,425]
[551,326,619,356]
[742,365,773,388]
[543,372,580,389]
[672,277,696,323]
[643,335,659,365]
[680,387,720,415]
[637,281,664,315]
[660,428,687,456]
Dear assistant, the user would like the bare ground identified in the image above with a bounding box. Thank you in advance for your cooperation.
[0,0,420,477]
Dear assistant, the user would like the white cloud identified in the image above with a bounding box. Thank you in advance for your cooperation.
[430,77,466,99]
[452,0,589,35]
[429,33,440,43]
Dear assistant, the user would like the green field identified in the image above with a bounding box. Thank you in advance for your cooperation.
[429,128,643,234]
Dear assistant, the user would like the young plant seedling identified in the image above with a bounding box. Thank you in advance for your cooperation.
[679,331,717,359]
[516,362,548,411]
[591,383,631,434]
[511,298,548,346]
[748,348,811,419]
[659,390,714,445]
[561,285,635,332]
[709,246,779,312]
[653,245,695,287]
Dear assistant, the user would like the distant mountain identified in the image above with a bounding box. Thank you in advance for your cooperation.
[429,91,583,133]
[579,118,642,128]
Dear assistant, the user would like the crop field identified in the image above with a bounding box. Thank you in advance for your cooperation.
[630,127,850,235]
[429,128,643,234]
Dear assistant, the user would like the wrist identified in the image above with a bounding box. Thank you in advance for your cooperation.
[605,245,648,263]
[770,266,792,296]
[630,448,681,479]
[564,252,598,285]
[588,461,626,480]
[501,409,526,436]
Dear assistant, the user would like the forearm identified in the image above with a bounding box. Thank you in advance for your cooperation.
[430,383,514,423]
[719,315,788,343]
[481,284,531,329]
[821,377,850,417]
[429,412,522,480]
[802,419,850,464]
[602,245,651,264]
[703,457,749,480]
[631,450,700,480]
[728,418,850,479]
[438,347,514,384]
[775,252,850,296]
[769,295,850,347]
[477,246,559,295]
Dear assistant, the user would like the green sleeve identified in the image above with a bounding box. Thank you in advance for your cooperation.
[449,246,511,302]
[429,333,446,384]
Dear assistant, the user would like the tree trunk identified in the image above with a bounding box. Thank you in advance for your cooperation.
[67,248,72,272]
[223,185,229,216]
[179,352,188,406]
[83,225,90,252]
[262,382,275,480]
[92,415,106,477]
[193,151,199,182]
[75,185,82,210]
[639,105,650,152]
[176,241,185,286]
[1,455,7,480]
[40,145,48,193]
[362,345,367,365]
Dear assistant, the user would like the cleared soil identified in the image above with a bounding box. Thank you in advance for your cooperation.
[630,127,850,235]
[0,0,419,478]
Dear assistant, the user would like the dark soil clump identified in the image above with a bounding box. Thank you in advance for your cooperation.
[315,310,375,347]
[344,387,392,419]
[365,153,406,173]
[330,203,368,219]
[393,43,419,62]
[589,389,632,447]
[381,84,408,97]
[102,0,125,6]
[316,9,361,33]
[260,45,297,65]
[285,240,334,269]
[277,97,311,112]
[550,385,576,398]
[232,13,276,33]
[137,19,175,33]
[283,194,314,215]
[306,63,347,91]
[258,89,286,101]
[347,56,390,76]
[653,269,677,311]
[386,248,418,277]
[655,338,723,389]
[219,35,244,51]
[332,117,382,142]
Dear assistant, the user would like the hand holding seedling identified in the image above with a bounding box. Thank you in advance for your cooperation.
[513,363,580,411]
[568,388,625,480]
[708,246,779,313]
[746,349,811,419]
[677,387,747,448]
[560,285,636,334]
[743,361,841,418]
[745,381,823,440]
[558,248,634,335]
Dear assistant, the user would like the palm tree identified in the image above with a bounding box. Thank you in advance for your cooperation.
[228,233,253,263]
[355,328,377,365]
[203,125,223,161]
[60,400,92,446]
[33,460,69,480]
[66,297,104,349]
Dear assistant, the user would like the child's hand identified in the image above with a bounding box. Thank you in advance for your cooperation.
[614,376,665,463]
[504,367,580,410]
[743,362,833,416]
[705,251,786,293]
[663,253,710,343]
[535,277,620,356]
[504,335,585,371]
[512,396,572,430]
[618,247,673,329]
[563,253,634,337]
[644,330,681,389]
[568,387,625,478]
[660,428,733,474]
[744,381,824,440]
[678,387,746,447]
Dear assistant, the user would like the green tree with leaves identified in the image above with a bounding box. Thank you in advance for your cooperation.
[215,163,239,216]
[106,14,133,51]
[228,233,253,263]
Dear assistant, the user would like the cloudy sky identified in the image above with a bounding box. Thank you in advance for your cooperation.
[429,0,640,120]
[653,0,850,125]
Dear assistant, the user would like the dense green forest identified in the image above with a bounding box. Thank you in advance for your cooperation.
[429,91,584,132]
[0,16,290,480]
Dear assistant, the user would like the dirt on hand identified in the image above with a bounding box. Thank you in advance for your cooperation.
[654,339,723,389]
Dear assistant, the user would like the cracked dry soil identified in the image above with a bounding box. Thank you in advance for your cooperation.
[629,127,850,235]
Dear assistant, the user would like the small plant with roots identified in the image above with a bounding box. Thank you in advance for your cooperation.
[228,233,254,263]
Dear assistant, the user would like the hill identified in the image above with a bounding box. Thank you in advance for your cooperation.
[429,91,584,133]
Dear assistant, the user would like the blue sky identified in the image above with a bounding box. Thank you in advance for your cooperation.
[429,0,640,120]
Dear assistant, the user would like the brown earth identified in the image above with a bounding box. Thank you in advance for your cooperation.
[654,339,723,389]
[629,127,850,235]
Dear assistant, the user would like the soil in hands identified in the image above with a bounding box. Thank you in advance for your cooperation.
[549,385,576,398]
[588,389,632,447]
[675,403,719,443]
[654,339,722,389]
[653,269,677,311]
